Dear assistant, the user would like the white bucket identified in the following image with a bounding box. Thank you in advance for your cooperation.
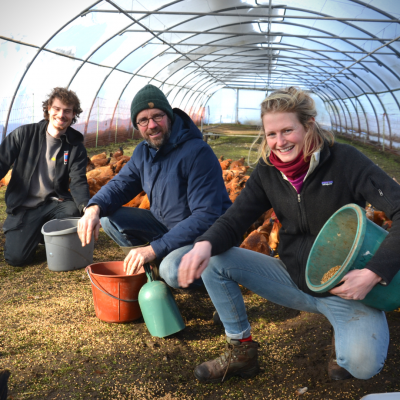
[41,218,94,272]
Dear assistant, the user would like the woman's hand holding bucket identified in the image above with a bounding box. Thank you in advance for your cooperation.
[78,205,101,246]
[329,269,383,301]
[124,246,156,275]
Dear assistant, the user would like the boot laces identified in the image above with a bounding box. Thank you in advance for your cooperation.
[217,343,241,383]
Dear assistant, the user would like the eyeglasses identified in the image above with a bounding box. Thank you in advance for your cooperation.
[136,113,165,127]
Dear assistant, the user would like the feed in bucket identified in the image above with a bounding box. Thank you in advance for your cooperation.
[321,265,341,284]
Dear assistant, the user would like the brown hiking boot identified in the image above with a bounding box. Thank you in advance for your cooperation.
[194,337,260,383]
[328,332,353,381]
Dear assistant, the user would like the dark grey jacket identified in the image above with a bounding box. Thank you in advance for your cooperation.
[196,142,400,297]
[0,120,90,214]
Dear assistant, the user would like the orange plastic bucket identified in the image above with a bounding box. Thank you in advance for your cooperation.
[86,261,147,323]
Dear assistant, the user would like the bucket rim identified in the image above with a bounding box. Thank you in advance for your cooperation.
[305,203,367,292]
[87,262,146,278]
[41,217,81,236]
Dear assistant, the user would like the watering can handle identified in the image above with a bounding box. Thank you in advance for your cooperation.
[85,268,139,303]
[144,263,153,282]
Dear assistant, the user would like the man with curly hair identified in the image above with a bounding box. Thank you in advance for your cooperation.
[0,87,90,266]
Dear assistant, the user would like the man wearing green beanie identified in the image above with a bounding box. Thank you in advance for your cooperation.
[79,84,231,289]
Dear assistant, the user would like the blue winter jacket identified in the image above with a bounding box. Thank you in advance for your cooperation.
[88,108,232,258]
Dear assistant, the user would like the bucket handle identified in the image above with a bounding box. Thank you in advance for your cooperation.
[86,268,138,303]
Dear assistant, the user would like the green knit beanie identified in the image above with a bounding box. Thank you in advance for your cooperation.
[130,84,174,129]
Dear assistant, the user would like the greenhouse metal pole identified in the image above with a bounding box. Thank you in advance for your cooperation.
[115,100,119,145]
[236,89,239,124]
[96,98,99,148]
[2,0,102,141]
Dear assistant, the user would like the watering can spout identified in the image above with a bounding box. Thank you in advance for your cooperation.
[138,264,185,337]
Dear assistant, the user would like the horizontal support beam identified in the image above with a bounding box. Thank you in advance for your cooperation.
[83,9,400,23]
[180,60,365,69]
[123,29,394,41]
[144,43,397,55]
[162,51,388,62]
[195,70,349,77]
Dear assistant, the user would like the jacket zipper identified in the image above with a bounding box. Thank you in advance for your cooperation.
[282,172,311,291]
[296,191,309,291]
[368,177,394,208]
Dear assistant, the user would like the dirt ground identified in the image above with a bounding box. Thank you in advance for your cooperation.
[1,131,400,399]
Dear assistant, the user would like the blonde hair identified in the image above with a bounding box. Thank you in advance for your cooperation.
[253,87,334,165]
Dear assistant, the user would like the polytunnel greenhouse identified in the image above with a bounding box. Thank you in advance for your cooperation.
[1,1,400,399]
[1,0,400,149]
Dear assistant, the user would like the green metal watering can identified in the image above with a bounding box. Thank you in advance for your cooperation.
[138,264,185,337]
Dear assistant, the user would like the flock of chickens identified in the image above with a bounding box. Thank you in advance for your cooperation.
[0,147,395,259]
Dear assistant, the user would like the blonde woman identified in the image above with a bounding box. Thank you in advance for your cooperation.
[162,87,400,383]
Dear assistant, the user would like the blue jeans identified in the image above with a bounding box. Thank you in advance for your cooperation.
[101,207,204,289]
[164,245,389,380]
[101,207,169,248]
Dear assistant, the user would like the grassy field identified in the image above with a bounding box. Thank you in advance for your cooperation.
[1,128,400,399]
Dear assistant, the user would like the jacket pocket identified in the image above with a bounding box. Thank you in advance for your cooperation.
[3,209,27,233]
[368,177,394,209]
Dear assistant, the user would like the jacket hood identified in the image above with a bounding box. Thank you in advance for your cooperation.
[38,119,84,146]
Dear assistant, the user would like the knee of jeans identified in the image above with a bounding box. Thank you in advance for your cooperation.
[201,256,221,281]
[339,350,385,380]
[159,245,193,289]
[159,258,179,288]
[100,217,113,235]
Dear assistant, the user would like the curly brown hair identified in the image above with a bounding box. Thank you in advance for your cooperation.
[42,87,82,125]
[255,86,334,165]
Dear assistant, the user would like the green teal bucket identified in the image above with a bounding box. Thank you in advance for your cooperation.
[138,264,185,338]
[306,203,400,311]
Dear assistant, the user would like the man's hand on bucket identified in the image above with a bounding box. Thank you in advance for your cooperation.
[124,246,156,275]
[78,205,101,246]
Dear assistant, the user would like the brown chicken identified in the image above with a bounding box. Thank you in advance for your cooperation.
[268,214,282,255]
[139,195,150,210]
[90,152,107,161]
[240,226,271,255]
[232,165,250,174]
[220,159,232,171]
[114,157,130,174]
[365,205,388,227]
[230,157,245,170]
[0,170,12,188]
[92,157,111,168]
[222,169,242,182]
[86,157,96,172]
[111,147,124,159]
[124,191,146,208]
[86,165,116,197]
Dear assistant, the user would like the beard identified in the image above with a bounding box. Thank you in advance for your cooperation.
[143,118,171,149]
